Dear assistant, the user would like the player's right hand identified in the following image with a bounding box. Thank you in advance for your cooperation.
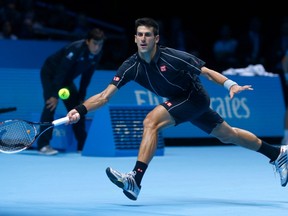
[67,109,80,124]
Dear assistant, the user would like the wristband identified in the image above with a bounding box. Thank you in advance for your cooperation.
[223,79,237,91]
[74,104,88,119]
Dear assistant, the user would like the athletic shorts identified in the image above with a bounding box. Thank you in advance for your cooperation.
[161,87,224,134]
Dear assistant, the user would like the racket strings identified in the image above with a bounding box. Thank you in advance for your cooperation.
[0,120,37,153]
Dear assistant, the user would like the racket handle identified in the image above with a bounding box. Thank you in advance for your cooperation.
[52,116,69,126]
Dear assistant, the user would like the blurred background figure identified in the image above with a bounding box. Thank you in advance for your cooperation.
[37,28,106,155]
[212,24,239,72]
[169,17,187,51]
[18,8,43,39]
[0,0,21,31]
[268,17,288,74]
[0,20,18,39]
[72,12,91,39]
[237,16,266,68]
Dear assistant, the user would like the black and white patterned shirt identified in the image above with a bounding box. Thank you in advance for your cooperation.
[111,45,206,98]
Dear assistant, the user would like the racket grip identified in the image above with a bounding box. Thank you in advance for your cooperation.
[52,116,69,126]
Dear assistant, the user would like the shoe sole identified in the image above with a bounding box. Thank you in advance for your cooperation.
[105,168,137,201]
[282,174,288,187]
[123,190,137,201]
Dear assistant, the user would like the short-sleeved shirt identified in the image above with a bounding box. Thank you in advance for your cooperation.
[111,45,223,134]
[111,46,205,98]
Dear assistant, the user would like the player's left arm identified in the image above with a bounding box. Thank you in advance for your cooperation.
[200,66,253,99]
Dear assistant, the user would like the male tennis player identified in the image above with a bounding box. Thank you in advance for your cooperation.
[38,28,105,155]
[67,17,288,200]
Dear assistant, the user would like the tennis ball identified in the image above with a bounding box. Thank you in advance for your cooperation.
[58,88,70,100]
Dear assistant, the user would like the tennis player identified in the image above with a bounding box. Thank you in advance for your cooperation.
[67,17,288,200]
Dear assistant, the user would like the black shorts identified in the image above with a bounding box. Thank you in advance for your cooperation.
[161,88,224,134]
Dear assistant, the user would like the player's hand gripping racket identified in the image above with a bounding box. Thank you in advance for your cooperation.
[0,116,69,154]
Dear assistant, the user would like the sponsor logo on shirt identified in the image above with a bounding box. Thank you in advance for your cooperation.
[165,101,172,107]
[113,76,120,81]
[160,65,167,72]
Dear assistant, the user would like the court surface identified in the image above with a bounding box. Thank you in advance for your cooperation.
[1,145,288,216]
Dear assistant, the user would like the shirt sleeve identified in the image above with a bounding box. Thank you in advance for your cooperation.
[110,57,136,89]
[183,53,206,75]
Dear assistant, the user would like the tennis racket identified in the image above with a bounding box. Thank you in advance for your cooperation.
[0,116,69,154]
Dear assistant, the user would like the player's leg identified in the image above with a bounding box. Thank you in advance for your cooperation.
[210,121,262,150]
[210,120,288,187]
[106,89,212,200]
[106,105,175,200]
[137,105,175,163]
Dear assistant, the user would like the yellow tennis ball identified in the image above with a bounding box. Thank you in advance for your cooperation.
[58,88,70,100]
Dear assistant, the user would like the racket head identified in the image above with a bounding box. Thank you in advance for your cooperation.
[0,119,39,153]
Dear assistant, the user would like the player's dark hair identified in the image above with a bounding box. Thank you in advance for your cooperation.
[135,17,159,36]
[86,28,106,41]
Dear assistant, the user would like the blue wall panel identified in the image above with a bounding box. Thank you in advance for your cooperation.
[0,69,285,139]
[0,40,68,69]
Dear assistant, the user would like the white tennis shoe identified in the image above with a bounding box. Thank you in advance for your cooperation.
[271,145,288,187]
[106,167,141,200]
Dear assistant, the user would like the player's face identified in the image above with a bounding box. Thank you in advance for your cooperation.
[135,26,159,54]
[86,39,104,55]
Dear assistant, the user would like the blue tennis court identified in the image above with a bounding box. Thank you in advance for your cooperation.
[1,145,287,216]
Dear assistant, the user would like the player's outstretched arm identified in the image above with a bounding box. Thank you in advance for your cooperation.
[200,66,253,99]
[67,84,118,124]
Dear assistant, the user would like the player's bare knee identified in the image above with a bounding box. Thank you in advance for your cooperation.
[143,115,159,131]
[218,136,233,144]
[217,128,238,144]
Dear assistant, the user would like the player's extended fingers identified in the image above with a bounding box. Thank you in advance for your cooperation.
[242,85,253,90]
[229,91,235,99]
